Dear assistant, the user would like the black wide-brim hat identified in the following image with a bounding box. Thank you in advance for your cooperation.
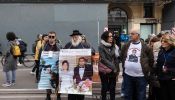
[70,30,82,36]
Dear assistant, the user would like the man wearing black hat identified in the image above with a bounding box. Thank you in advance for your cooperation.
[64,30,90,49]
[64,30,94,100]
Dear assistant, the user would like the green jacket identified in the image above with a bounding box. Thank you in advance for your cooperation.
[120,41,154,79]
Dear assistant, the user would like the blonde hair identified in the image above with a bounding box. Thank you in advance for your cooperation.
[161,34,175,46]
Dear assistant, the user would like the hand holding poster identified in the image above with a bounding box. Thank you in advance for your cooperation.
[59,49,93,95]
[38,51,59,90]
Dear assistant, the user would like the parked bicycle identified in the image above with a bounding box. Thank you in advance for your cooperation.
[1,54,35,68]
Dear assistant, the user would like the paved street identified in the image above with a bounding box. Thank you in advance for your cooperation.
[0,61,124,100]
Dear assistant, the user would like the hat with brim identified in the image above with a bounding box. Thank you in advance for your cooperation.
[70,30,82,36]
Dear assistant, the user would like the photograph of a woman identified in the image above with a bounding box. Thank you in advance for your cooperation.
[59,60,73,93]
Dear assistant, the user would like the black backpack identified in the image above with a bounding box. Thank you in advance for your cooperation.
[32,41,37,54]
[19,40,27,53]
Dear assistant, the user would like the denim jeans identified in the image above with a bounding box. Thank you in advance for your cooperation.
[121,78,125,95]
[4,70,16,83]
[124,73,147,100]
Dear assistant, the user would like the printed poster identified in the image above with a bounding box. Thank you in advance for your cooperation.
[38,51,59,89]
[59,49,93,95]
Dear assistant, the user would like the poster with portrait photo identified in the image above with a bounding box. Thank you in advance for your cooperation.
[59,49,93,95]
[38,51,59,90]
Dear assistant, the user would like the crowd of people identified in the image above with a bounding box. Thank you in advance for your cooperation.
[1,28,175,100]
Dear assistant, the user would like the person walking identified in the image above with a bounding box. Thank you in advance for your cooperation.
[64,30,94,100]
[156,34,175,100]
[31,34,48,83]
[30,34,43,75]
[30,34,42,75]
[98,31,120,100]
[16,37,27,67]
[2,32,18,87]
[121,28,154,100]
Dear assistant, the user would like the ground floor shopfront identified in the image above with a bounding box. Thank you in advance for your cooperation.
[108,3,163,40]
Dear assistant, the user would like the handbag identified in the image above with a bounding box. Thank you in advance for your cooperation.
[98,62,112,74]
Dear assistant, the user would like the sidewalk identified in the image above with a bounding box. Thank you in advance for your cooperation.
[0,68,37,89]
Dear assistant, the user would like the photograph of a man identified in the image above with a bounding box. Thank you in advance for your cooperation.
[73,57,93,85]
[128,49,138,63]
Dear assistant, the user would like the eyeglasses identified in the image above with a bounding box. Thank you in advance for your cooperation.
[108,36,113,38]
[49,35,55,39]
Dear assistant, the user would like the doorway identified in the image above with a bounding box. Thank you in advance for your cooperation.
[108,8,128,34]
[140,24,156,40]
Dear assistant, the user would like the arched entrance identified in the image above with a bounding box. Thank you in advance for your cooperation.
[108,8,128,34]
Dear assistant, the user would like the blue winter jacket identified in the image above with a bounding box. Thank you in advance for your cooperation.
[156,46,175,80]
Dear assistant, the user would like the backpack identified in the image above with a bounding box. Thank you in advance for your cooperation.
[32,41,37,53]
[11,44,21,57]
[19,40,27,53]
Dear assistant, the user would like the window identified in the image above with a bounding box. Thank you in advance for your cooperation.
[108,8,128,34]
[144,3,154,18]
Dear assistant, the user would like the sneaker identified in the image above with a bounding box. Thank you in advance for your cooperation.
[17,63,23,67]
[2,83,11,87]
[11,82,16,86]
[30,72,35,75]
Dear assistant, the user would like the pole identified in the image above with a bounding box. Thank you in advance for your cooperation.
[97,19,100,45]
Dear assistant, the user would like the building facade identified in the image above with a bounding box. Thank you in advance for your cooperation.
[108,1,168,40]
[0,0,171,53]
[162,1,175,30]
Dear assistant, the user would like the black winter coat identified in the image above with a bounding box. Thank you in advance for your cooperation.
[98,43,119,73]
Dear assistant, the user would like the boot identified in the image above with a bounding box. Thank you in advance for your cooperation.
[46,94,51,100]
